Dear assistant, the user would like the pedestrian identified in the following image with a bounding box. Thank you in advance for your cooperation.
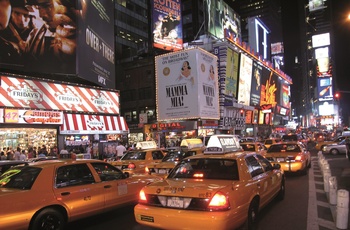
[20,149,27,161]
[0,151,6,160]
[14,147,21,160]
[345,138,350,161]
[59,146,68,155]
[116,142,126,160]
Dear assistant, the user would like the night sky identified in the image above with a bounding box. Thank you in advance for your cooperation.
[282,0,350,125]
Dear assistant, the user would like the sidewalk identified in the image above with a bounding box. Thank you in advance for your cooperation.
[315,152,350,230]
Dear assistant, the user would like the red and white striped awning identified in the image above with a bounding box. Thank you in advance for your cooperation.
[60,113,129,134]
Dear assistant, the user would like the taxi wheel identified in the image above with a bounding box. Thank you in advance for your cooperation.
[244,199,259,230]
[31,208,66,230]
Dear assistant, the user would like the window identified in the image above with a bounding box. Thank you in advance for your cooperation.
[139,87,153,100]
[55,164,95,188]
[152,151,164,160]
[245,156,264,177]
[255,155,273,172]
[91,162,125,181]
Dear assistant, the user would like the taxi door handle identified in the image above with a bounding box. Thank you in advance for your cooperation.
[104,185,112,189]
[61,192,70,196]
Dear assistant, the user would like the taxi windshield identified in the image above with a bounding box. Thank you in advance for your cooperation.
[121,151,146,160]
[168,158,239,180]
[0,166,41,190]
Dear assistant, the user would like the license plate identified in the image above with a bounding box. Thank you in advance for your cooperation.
[158,169,167,174]
[277,158,285,162]
[167,197,184,208]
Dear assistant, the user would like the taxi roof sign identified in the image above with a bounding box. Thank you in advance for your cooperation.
[136,141,158,150]
[204,135,241,154]
[180,138,204,150]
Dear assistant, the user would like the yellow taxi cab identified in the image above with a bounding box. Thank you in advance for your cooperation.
[264,138,281,149]
[240,141,267,155]
[145,138,205,177]
[264,141,311,175]
[134,134,285,230]
[110,141,166,174]
[0,158,161,230]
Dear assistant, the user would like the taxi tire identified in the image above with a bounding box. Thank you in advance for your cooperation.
[31,208,66,230]
[244,199,259,230]
[330,148,339,155]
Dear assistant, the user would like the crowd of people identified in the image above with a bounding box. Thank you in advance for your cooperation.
[0,145,58,161]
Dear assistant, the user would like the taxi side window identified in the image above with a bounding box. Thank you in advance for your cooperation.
[255,155,273,171]
[91,162,125,181]
[245,156,264,177]
[56,164,95,188]
[152,151,164,160]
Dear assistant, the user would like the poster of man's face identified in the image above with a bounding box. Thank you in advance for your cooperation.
[102,142,117,158]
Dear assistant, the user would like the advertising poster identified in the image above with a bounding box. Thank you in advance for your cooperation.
[260,69,278,107]
[237,53,253,106]
[151,0,183,51]
[0,76,120,114]
[0,0,115,88]
[281,84,290,108]
[156,48,219,121]
[317,77,333,101]
[250,61,262,107]
[77,0,115,88]
[203,0,241,41]
[225,48,239,99]
[0,0,78,74]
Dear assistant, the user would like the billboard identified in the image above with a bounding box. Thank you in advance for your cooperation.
[260,68,278,107]
[0,75,120,114]
[151,0,183,51]
[225,48,239,99]
[248,17,270,61]
[204,0,241,41]
[312,33,330,48]
[237,53,253,105]
[77,0,116,88]
[155,48,220,121]
[250,61,262,107]
[317,77,333,101]
[0,0,115,88]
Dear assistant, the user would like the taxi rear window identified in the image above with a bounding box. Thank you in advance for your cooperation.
[122,151,146,160]
[241,144,255,151]
[267,144,301,153]
[168,159,239,180]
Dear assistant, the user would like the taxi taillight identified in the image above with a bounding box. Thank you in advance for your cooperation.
[145,166,149,173]
[295,153,304,161]
[139,189,147,202]
[128,163,136,169]
[208,192,230,210]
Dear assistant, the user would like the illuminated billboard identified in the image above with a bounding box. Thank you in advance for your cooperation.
[204,0,241,41]
[237,53,253,106]
[248,17,271,60]
[250,61,262,107]
[225,48,239,100]
[155,48,219,121]
[151,0,183,51]
[260,68,278,107]
[309,0,327,12]
[317,77,333,101]
[312,33,330,48]
[0,1,115,88]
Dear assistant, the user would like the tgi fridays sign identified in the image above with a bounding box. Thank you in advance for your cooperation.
[0,76,120,114]
[3,109,63,124]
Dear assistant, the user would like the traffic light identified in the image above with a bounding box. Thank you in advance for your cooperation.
[334,92,340,100]
[240,109,244,116]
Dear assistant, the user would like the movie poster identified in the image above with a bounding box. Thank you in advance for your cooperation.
[151,0,183,51]
[237,53,253,106]
[250,61,262,106]
[225,48,239,99]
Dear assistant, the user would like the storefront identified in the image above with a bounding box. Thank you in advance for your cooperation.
[0,75,128,156]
